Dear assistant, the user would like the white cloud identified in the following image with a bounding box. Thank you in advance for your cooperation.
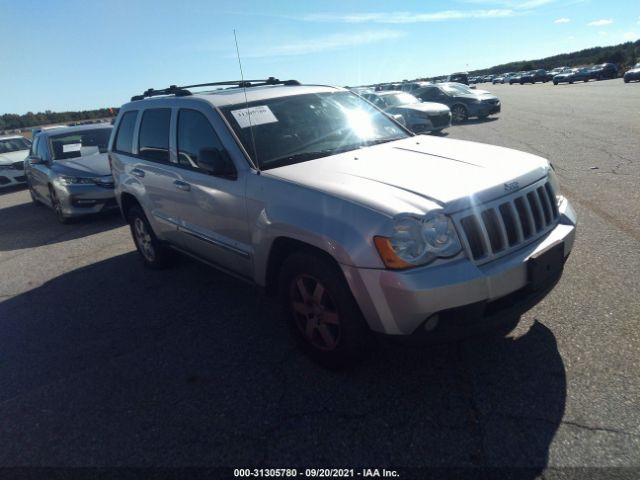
[623,32,639,40]
[598,31,608,35]
[301,9,516,24]
[514,0,555,10]
[459,0,555,8]
[587,19,613,26]
[554,17,571,23]
[239,30,406,58]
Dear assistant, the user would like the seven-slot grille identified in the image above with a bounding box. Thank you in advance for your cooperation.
[454,178,559,263]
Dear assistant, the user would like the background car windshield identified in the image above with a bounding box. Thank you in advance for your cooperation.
[49,128,112,160]
[221,91,409,170]
[441,84,473,95]
[0,137,31,154]
[383,93,420,107]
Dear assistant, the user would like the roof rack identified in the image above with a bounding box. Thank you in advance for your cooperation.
[131,77,301,101]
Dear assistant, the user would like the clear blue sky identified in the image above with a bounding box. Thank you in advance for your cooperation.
[1,0,637,114]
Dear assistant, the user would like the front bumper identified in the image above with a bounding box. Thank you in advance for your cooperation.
[342,198,576,336]
[56,184,118,217]
[469,102,501,117]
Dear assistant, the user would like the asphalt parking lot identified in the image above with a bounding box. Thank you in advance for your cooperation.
[0,80,638,475]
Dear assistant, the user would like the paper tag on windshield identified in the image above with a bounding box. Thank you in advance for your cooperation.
[62,143,82,153]
[230,105,278,129]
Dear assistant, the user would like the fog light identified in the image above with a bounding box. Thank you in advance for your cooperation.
[424,314,439,332]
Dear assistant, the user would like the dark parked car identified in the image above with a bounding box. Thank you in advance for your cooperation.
[589,63,618,80]
[509,72,526,84]
[520,69,552,83]
[553,68,591,85]
[446,72,469,85]
[362,91,451,133]
[623,62,640,83]
[414,82,500,122]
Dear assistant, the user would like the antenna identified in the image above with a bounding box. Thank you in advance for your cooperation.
[234,29,260,172]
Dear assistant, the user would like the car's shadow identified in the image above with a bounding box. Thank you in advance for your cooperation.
[0,200,125,252]
[0,251,566,473]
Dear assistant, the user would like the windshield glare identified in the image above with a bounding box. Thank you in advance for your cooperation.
[0,137,31,154]
[221,91,409,170]
[383,93,420,107]
[50,128,111,161]
[441,84,473,95]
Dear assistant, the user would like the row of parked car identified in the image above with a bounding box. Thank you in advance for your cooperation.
[1,77,576,368]
[486,62,640,85]
[353,82,501,132]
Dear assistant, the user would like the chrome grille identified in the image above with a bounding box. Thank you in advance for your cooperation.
[454,179,559,263]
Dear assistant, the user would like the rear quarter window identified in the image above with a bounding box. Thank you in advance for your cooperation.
[114,111,138,154]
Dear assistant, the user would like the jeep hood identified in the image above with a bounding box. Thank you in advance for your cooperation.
[266,136,549,215]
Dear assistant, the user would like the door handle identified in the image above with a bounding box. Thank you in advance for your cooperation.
[173,180,191,191]
[131,168,145,178]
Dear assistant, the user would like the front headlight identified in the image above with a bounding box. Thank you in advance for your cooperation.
[547,166,563,205]
[374,212,462,269]
[59,175,95,185]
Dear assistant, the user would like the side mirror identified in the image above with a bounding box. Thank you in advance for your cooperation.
[391,114,407,126]
[28,155,43,165]
[198,148,236,179]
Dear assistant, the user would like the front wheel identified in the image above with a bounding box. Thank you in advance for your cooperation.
[28,178,42,206]
[49,186,71,223]
[279,251,374,369]
[451,104,468,123]
[128,205,174,269]
[624,77,630,83]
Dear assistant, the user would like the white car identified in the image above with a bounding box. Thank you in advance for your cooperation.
[0,135,31,188]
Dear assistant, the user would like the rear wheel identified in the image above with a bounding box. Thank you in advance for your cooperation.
[279,251,374,369]
[451,104,468,123]
[128,205,174,269]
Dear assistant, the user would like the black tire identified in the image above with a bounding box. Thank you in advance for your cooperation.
[27,178,42,206]
[569,80,574,84]
[127,205,174,269]
[49,186,71,224]
[624,77,629,83]
[553,81,558,85]
[451,104,468,123]
[279,251,374,369]
[430,128,444,135]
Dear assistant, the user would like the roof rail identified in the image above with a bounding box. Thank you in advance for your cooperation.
[131,77,301,101]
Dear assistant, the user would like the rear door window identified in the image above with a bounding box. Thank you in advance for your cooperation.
[138,109,171,162]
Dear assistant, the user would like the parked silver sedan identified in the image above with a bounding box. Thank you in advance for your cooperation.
[25,124,117,223]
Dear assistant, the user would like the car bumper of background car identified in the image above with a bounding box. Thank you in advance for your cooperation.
[625,72,640,81]
[469,103,500,117]
[342,198,576,339]
[0,168,27,187]
[56,184,118,217]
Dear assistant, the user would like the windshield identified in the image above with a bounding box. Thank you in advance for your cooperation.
[221,91,409,170]
[49,128,112,161]
[0,137,31,154]
[382,93,420,107]
[441,84,474,95]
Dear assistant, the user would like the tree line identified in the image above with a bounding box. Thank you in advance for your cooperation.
[1,108,118,132]
[468,40,639,76]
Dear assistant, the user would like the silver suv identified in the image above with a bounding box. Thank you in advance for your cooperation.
[109,78,576,368]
